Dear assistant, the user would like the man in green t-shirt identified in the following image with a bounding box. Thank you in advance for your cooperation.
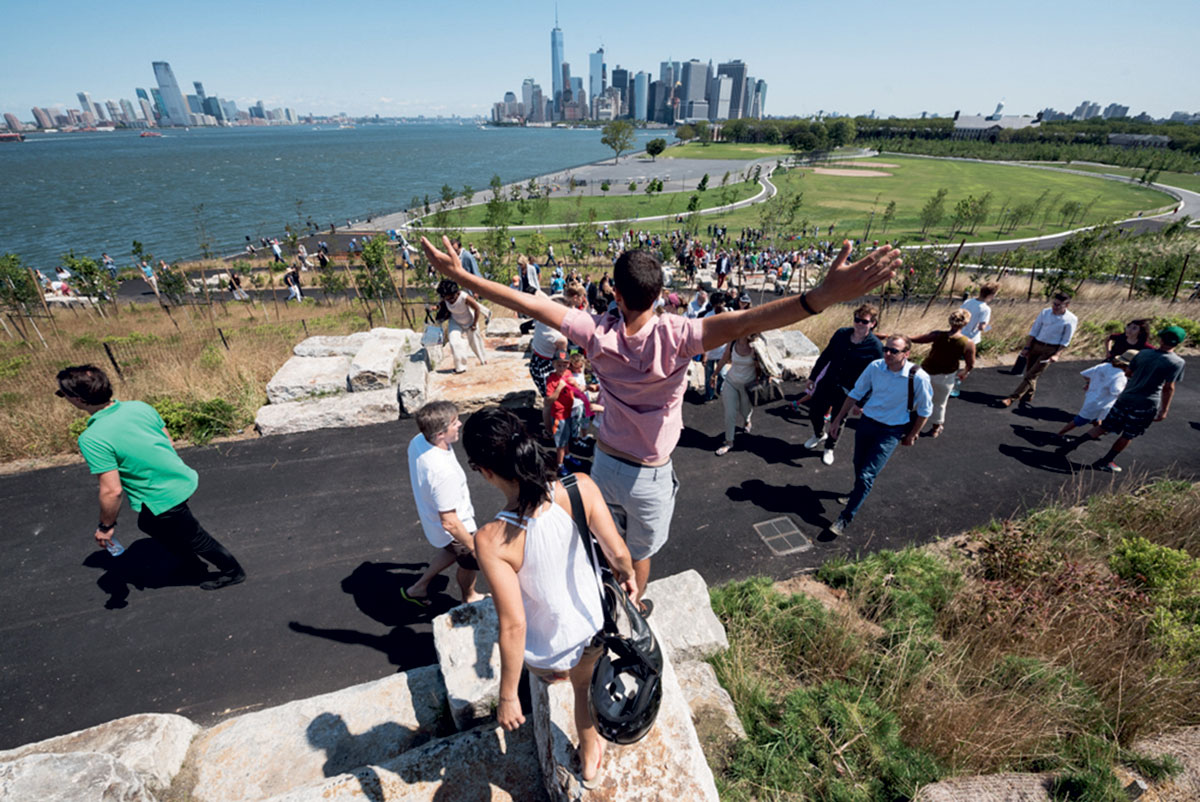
[56,365,245,590]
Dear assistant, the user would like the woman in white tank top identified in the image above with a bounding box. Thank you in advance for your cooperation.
[437,279,488,373]
[464,407,637,787]
[709,325,762,457]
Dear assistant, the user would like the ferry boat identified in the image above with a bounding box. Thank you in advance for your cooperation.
[0,132,24,143]
[140,131,163,138]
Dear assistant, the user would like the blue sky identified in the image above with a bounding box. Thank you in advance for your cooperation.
[3,0,1196,120]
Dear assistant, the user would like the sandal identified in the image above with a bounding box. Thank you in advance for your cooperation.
[929,424,943,439]
[400,588,431,608]
[580,742,605,790]
[715,443,732,456]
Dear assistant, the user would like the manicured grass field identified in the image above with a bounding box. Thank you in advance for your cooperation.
[447,180,761,227]
[1025,162,1200,195]
[661,142,796,160]
[706,155,1175,243]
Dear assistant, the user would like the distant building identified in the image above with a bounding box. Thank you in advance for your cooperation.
[707,74,732,121]
[120,99,138,123]
[521,78,534,118]
[138,98,156,125]
[1102,103,1129,119]
[1071,100,1101,120]
[76,92,98,120]
[610,67,629,115]
[105,100,122,122]
[589,47,605,115]
[717,60,748,118]
[4,112,23,132]
[679,60,706,106]
[152,61,191,125]
[550,20,564,118]
[150,88,168,120]
[1108,133,1169,148]
[633,71,649,121]
[952,111,1039,140]
[31,106,53,128]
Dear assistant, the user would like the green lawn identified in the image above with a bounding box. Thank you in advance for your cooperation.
[705,155,1175,243]
[661,142,796,160]
[1024,162,1200,195]
[446,181,761,227]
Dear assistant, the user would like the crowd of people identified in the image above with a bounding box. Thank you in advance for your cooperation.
[55,234,1188,788]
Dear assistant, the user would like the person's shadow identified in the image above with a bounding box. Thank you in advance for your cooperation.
[83,538,210,609]
[1010,423,1067,449]
[287,561,446,669]
[998,442,1074,474]
[1010,402,1073,424]
[727,478,847,541]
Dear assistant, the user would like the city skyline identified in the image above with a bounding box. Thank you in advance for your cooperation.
[2,0,1197,121]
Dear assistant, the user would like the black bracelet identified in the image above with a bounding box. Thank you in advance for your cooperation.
[98,521,116,532]
[799,293,818,316]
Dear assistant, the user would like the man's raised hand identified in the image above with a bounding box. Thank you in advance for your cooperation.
[420,235,465,279]
[811,241,901,310]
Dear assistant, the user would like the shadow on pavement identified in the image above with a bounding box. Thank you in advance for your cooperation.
[1010,403,1074,424]
[82,539,208,609]
[997,442,1074,474]
[726,478,846,534]
[1010,423,1066,449]
[287,561,441,670]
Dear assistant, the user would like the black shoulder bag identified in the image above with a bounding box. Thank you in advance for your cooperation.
[560,474,663,744]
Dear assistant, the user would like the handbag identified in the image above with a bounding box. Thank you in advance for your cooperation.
[560,475,663,744]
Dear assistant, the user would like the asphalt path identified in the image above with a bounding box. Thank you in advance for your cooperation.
[2,358,1198,749]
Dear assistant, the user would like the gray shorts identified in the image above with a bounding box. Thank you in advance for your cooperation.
[589,449,678,561]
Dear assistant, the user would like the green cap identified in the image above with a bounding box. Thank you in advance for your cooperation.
[1158,325,1186,346]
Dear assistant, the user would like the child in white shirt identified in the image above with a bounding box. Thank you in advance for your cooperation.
[1057,351,1135,436]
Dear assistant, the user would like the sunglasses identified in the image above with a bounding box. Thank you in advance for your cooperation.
[853,317,873,325]
[55,389,73,398]
[882,346,907,355]
[467,460,480,472]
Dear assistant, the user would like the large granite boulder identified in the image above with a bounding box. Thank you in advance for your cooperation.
[1131,724,1200,799]
[675,661,745,771]
[255,388,399,436]
[266,355,352,404]
[186,666,447,802]
[396,351,429,417]
[0,751,154,802]
[914,773,1053,801]
[348,329,414,392]
[485,318,522,337]
[643,569,729,663]
[762,328,819,359]
[529,635,719,801]
[432,600,502,731]
[293,332,371,358]
[261,723,545,802]
[0,712,198,792]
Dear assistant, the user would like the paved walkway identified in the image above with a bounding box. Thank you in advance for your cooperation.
[2,357,1198,749]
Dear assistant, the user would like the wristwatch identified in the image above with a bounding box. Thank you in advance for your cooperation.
[97,521,117,532]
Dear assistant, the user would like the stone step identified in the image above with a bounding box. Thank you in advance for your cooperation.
[0,712,198,794]
[255,387,401,436]
[348,329,418,392]
[261,722,545,802]
[529,631,719,801]
[266,355,353,404]
[293,332,371,358]
[184,665,447,802]
[0,751,154,802]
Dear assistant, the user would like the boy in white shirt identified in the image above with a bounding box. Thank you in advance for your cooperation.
[961,282,998,344]
[1057,350,1134,436]
[404,400,485,607]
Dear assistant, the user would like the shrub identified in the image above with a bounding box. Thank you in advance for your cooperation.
[150,396,238,445]
[817,548,962,635]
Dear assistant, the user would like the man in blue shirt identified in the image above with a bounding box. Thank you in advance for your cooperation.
[825,335,933,536]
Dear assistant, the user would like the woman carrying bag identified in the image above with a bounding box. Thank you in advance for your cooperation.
[463,407,639,789]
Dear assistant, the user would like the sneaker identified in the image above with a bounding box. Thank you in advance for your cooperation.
[803,433,828,450]
[821,449,835,466]
[827,518,848,537]
[200,569,246,591]
[557,464,571,478]
[1093,461,1122,473]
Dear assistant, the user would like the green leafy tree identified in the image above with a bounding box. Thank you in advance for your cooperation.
[687,194,700,212]
[156,262,189,305]
[0,253,39,310]
[675,124,695,142]
[919,188,949,237]
[646,137,667,161]
[61,252,117,309]
[827,118,857,148]
[694,119,711,145]
[484,176,511,260]
[697,173,710,192]
[600,181,610,192]
[600,120,636,164]
[881,201,897,236]
[531,189,551,227]
[629,181,637,192]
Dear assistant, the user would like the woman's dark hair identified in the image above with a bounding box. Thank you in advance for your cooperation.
[56,365,113,405]
[1128,319,1150,346]
[462,407,556,523]
[437,279,459,298]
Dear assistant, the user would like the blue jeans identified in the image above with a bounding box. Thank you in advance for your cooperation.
[704,359,723,400]
[840,416,907,524]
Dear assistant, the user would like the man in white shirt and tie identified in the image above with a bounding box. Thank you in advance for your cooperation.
[999,291,1078,409]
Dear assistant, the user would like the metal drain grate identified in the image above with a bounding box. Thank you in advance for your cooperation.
[753,516,812,556]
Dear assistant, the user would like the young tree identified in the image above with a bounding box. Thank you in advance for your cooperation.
[61,251,118,310]
[919,188,949,237]
[600,120,635,164]
[693,119,711,145]
[881,200,897,236]
[827,118,857,148]
[675,124,695,142]
[697,173,710,192]
[646,137,667,161]
[0,253,40,311]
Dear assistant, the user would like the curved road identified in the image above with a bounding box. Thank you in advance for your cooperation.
[1,358,1198,748]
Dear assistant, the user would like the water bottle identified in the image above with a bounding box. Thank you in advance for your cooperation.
[106,537,125,557]
[950,376,962,398]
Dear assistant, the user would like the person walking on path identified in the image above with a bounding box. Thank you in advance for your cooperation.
[960,282,998,344]
[403,401,486,607]
[1056,350,1134,438]
[701,292,730,402]
[825,335,933,536]
[998,292,1077,409]
[436,280,488,373]
[1055,326,1186,472]
[463,407,636,789]
[56,366,246,590]
[228,269,250,301]
[284,264,303,303]
[801,304,884,465]
[910,309,976,438]
[711,326,761,457]
[420,234,901,600]
[140,261,160,299]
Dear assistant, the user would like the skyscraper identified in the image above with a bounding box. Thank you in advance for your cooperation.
[149,88,167,120]
[521,78,535,118]
[633,71,649,121]
[5,112,23,132]
[589,47,605,113]
[550,17,564,119]
[77,92,98,120]
[152,61,190,125]
[717,60,748,118]
[120,99,138,123]
[610,67,629,115]
[679,60,707,104]
[708,75,732,121]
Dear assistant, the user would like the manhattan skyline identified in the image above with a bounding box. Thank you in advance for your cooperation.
[3,0,1197,120]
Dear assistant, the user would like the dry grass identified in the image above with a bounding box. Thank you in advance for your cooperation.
[0,296,392,462]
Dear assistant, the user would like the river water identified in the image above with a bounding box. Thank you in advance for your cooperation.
[1,124,662,269]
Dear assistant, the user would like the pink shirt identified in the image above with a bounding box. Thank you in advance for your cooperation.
[561,308,705,463]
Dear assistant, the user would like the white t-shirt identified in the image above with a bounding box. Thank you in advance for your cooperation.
[703,309,726,361]
[1077,363,1127,421]
[961,298,991,343]
[407,434,475,548]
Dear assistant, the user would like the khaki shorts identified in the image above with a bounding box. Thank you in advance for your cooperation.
[443,541,479,571]
[526,638,604,682]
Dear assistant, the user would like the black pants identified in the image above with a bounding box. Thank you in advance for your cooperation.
[809,382,849,446]
[137,500,241,575]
